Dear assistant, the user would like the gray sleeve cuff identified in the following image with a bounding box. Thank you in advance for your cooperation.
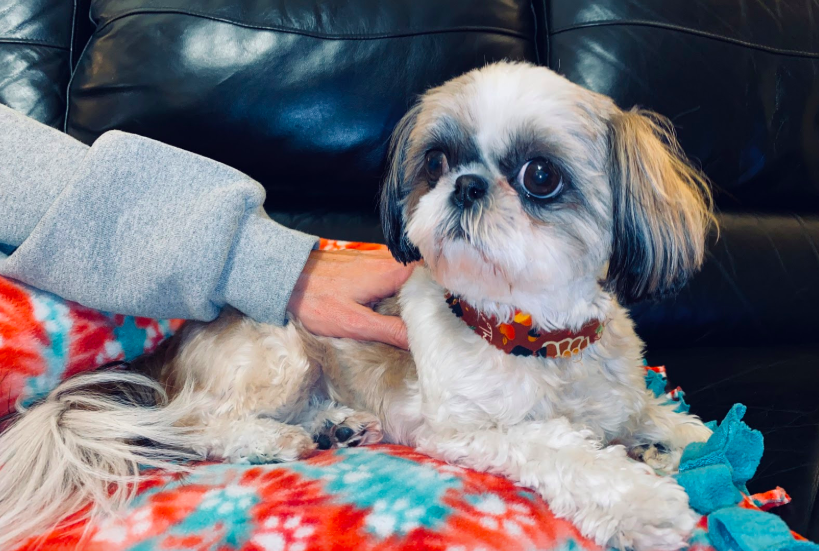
[218,209,318,325]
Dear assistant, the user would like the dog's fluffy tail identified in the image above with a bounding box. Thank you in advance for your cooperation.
[0,370,203,549]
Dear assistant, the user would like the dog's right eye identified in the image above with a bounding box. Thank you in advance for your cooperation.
[425,150,447,185]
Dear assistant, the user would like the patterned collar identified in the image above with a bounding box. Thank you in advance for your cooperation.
[444,293,605,358]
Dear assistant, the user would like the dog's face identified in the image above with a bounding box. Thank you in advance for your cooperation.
[382,62,713,305]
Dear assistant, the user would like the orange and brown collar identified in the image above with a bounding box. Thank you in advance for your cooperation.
[445,293,605,358]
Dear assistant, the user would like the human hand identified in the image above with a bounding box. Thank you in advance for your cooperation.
[287,249,418,349]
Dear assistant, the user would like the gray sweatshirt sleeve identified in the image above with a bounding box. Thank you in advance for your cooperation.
[0,104,317,325]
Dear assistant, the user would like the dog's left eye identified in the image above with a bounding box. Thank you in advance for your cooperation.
[517,158,564,200]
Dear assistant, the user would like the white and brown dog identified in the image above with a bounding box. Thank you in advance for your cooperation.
[0,62,715,551]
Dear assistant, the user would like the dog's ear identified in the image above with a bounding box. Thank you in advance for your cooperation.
[381,103,423,264]
[605,108,714,304]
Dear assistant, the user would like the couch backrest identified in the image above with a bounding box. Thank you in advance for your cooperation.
[65,0,538,212]
[6,0,818,212]
[0,0,72,127]
[547,0,819,213]
[541,0,819,348]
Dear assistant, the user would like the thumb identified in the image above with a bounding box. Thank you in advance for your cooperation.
[349,306,410,349]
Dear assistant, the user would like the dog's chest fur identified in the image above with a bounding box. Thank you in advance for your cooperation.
[380,268,649,443]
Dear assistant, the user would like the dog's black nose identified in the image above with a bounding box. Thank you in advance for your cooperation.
[452,175,488,209]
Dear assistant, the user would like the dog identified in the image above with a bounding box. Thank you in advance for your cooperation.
[0,61,715,551]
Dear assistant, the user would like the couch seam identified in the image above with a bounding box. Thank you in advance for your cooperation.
[551,20,819,58]
[539,0,550,67]
[64,32,94,133]
[63,0,78,131]
[69,0,77,67]
[528,1,540,65]
[94,7,532,41]
[0,38,68,51]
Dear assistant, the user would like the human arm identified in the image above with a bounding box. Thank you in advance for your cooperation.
[0,105,412,348]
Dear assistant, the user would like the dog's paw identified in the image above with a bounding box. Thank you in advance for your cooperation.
[629,422,712,476]
[611,471,699,551]
[223,419,316,464]
[628,443,681,476]
[311,410,383,450]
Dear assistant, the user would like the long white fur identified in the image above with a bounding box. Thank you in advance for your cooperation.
[0,372,202,550]
[397,267,709,549]
[0,61,715,551]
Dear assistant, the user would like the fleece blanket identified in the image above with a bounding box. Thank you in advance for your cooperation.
[0,239,814,551]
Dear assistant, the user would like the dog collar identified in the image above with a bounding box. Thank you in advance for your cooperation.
[445,293,605,358]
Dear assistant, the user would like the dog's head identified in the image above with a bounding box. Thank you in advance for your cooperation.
[381,62,713,305]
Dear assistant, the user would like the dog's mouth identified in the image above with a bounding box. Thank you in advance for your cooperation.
[418,201,519,293]
[433,220,476,263]
[431,223,511,283]
[440,207,487,245]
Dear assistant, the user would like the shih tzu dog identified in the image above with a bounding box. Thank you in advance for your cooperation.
[0,61,715,551]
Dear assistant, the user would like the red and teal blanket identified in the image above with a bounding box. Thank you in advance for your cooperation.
[0,240,812,551]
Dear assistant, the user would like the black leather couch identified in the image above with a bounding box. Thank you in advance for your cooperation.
[3,0,818,538]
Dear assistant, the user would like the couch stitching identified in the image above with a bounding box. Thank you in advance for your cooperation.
[539,0,550,66]
[64,32,94,133]
[551,20,819,58]
[69,0,77,67]
[0,38,68,51]
[94,7,532,41]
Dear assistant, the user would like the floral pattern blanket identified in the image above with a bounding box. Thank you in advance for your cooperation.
[0,240,812,550]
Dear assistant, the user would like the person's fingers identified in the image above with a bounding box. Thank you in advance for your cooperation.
[365,260,421,300]
[392,260,421,287]
[287,249,420,348]
[345,305,409,349]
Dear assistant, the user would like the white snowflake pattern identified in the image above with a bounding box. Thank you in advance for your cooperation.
[32,298,69,334]
[252,514,316,551]
[144,324,158,347]
[475,494,506,515]
[366,498,425,537]
[95,339,124,365]
[469,493,536,539]
[199,485,256,515]
[92,506,153,545]
[319,460,373,484]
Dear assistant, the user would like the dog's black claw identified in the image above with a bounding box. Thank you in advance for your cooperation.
[316,434,333,450]
[335,427,355,442]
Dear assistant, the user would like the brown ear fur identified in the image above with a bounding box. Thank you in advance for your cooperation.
[605,108,715,303]
[380,103,423,264]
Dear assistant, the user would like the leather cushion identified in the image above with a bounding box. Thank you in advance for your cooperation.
[546,0,819,212]
[67,0,538,211]
[0,0,75,127]
[632,212,819,348]
[650,345,819,538]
